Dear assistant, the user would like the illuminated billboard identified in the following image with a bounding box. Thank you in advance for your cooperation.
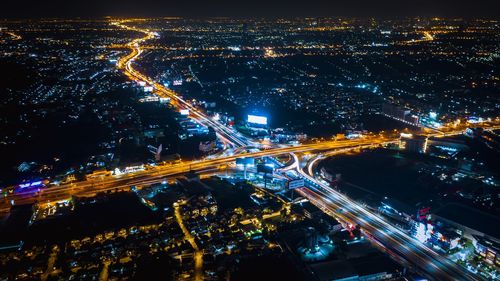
[247,115,268,125]
[236,157,255,166]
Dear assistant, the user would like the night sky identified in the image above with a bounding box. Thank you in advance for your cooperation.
[2,0,500,18]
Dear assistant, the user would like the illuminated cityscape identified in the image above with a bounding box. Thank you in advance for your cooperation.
[1,6,500,281]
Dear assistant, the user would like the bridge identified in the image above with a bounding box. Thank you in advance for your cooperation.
[3,19,499,281]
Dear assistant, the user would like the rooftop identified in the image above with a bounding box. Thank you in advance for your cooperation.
[434,203,500,240]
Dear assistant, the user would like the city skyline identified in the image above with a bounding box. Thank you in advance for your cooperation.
[1,14,499,281]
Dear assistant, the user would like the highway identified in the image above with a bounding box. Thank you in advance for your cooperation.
[112,20,250,148]
[291,154,482,280]
[296,186,479,280]
[2,19,497,280]
[111,21,463,279]
[1,136,394,211]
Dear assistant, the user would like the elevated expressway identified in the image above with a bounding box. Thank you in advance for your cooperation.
[3,19,496,280]
[1,136,394,211]
[290,153,482,280]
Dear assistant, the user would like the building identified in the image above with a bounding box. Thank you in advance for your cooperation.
[382,103,420,126]
[299,201,324,220]
[429,227,461,252]
[380,198,416,223]
[472,235,500,266]
[432,203,500,243]
[199,140,216,153]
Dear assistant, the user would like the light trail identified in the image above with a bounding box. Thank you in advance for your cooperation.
[5,31,22,41]
[1,137,395,211]
[3,123,498,211]
[2,18,498,280]
[294,153,483,280]
[111,20,250,148]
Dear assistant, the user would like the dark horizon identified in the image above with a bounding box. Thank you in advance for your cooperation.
[1,5,500,281]
[2,0,500,19]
